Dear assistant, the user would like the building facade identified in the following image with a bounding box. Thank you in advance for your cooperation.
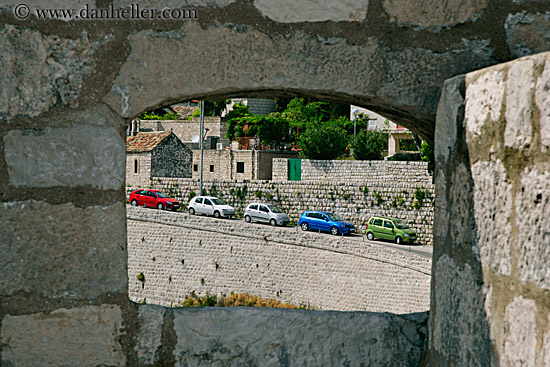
[126,132,192,188]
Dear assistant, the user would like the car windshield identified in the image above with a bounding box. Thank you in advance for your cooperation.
[326,213,344,221]
[267,205,283,213]
[155,192,168,198]
[210,198,226,205]
[394,221,410,229]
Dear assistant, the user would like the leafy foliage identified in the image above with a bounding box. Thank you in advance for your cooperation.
[421,141,434,174]
[299,123,348,160]
[140,109,180,120]
[181,291,306,309]
[351,130,388,160]
[225,103,252,141]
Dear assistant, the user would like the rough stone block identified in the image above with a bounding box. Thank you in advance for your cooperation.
[253,0,368,23]
[0,304,125,367]
[505,58,534,148]
[505,12,550,58]
[471,159,512,275]
[173,307,427,366]
[515,167,550,289]
[0,201,127,299]
[135,305,165,365]
[465,69,505,137]
[503,296,537,367]
[3,125,125,189]
[535,58,550,147]
[383,0,488,27]
[0,24,103,120]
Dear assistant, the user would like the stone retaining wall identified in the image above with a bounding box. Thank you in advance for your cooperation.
[127,206,431,313]
[127,160,435,244]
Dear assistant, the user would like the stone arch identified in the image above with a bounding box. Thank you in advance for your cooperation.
[2,0,550,365]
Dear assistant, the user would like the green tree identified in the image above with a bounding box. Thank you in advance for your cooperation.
[421,141,434,174]
[299,123,347,160]
[225,103,252,140]
[351,130,388,160]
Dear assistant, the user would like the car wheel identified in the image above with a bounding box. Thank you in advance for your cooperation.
[214,211,221,218]
[366,232,374,241]
[131,199,138,207]
[189,207,195,215]
[301,222,309,231]
[245,215,251,223]
[396,236,402,245]
[157,203,164,210]
[331,226,339,236]
[270,219,277,227]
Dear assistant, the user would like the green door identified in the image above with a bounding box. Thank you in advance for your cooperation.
[288,159,302,181]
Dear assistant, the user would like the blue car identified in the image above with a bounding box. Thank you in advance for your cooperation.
[298,211,356,236]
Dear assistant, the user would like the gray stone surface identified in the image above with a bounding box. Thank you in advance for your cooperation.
[504,58,534,148]
[0,24,106,121]
[515,167,550,289]
[0,304,125,367]
[471,159,512,276]
[253,0,368,23]
[505,12,550,58]
[383,0,488,27]
[173,307,428,367]
[0,201,127,299]
[502,296,537,367]
[535,58,550,147]
[127,206,431,313]
[430,255,491,366]
[135,305,166,365]
[465,68,505,137]
[4,125,125,189]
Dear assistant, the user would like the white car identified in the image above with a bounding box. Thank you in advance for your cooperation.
[244,203,290,226]
[188,196,235,218]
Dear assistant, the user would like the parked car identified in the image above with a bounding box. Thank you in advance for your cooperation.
[365,216,416,244]
[129,189,180,211]
[188,196,235,218]
[298,211,356,235]
[244,203,291,226]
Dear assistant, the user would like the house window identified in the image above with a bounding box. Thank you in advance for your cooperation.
[236,162,245,173]
[134,159,139,174]
[210,165,214,172]
[193,164,198,172]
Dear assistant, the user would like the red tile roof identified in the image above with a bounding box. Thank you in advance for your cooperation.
[126,131,171,152]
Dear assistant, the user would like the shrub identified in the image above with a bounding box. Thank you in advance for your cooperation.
[299,123,347,160]
[351,130,388,160]
[421,141,434,174]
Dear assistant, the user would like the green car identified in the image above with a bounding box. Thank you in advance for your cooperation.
[365,216,417,244]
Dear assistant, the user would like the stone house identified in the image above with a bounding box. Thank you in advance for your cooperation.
[192,149,299,180]
[126,131,192,188]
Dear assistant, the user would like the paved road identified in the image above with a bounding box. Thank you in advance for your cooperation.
[251,221,433,258]
[131,206,433,258]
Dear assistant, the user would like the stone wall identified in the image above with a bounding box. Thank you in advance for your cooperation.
[3,0,550,364]
[139,117,229,147]
[136,306,428,367]
[150,134,193,179]
[126,152,152,188]
[428,52,550,366]
[127,206,431,313]
[130,161,435,245]
[192,150,300,180]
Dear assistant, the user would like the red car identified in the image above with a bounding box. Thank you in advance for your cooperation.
[129,189,180,211]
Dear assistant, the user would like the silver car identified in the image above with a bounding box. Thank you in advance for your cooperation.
[244,203,290,226]
[188,196,235,218]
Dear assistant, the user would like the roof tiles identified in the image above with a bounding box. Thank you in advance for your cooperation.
[126,131,171,152]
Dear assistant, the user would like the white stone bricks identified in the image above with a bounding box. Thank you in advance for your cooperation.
[127,206,431,313]
[505,58,534,148]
